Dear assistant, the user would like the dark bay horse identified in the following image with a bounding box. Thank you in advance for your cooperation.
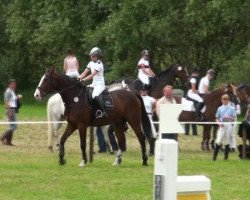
[34,68,152,166]
[179,84,248,150]
[114,64,189,99]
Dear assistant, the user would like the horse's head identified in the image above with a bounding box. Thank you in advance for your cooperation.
[172,64,189,83]
[223,83,249,105]
[236,84,249,105]
[34,68,58,100]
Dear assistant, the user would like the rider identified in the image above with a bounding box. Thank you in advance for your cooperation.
[196,69,216,121]
[187,67,203,121]
[79,47,106,118]
[137,49,156,91]
[63,48,80,78]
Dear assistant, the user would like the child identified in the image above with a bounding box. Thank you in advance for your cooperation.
[213,94,236,161]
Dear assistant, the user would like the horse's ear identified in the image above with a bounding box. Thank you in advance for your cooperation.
[46,67,55,74]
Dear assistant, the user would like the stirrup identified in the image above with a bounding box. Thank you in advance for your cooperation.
[95,110,106,118]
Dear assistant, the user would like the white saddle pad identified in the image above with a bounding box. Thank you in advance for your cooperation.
[181,98,206,113]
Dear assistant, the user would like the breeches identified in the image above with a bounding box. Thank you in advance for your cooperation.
[148,114,157,138]
[66,71,79,78]
[187,90,203,103]
[91,85,105,98]
[138,74,150,85]
[7,108,17,131]
[215,124,233,145]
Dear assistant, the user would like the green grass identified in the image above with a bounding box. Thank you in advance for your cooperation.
[0,97,250,200]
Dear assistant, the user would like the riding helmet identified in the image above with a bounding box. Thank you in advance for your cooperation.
[89,47,102,57]
[141,49,149,56]
[207,69,215,76]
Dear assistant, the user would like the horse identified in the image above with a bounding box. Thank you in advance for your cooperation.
[178,84,248,151]
[47,93,65,152]
[34,68,152,167]
[113,64,189,98]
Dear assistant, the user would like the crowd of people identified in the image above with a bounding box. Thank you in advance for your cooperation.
[1,47,249,161]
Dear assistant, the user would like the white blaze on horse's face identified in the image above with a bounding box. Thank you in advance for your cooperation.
[177,66,182,71]
[34,75,45,100]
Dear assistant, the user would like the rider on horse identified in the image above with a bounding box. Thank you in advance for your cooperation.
[79,47,106,118]
[137,50,156,91]
[196,69,216,121]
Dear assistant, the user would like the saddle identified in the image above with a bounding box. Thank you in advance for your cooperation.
[134,77,155,91]
[85,87,114,111]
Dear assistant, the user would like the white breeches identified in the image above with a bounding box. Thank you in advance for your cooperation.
[138,74,150,85]
[66,71,79,78]
[91,85,105,98]
[148,114,157,138]
[230,124,237,149]
[187,90,203,102]
[215,124,233,145]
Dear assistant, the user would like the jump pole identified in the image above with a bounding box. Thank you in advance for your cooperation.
[153,104,211,200]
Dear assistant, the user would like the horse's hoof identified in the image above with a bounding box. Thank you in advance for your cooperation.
[58,158,67,166]
[79,160,85,167]
[142,161,148,166]
[112,158,122,166]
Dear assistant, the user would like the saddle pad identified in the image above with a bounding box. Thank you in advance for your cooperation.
[181,98,206,113]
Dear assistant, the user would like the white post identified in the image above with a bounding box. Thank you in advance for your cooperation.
[154,139,178,200]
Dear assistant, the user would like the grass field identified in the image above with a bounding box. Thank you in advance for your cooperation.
[0,100,250,200]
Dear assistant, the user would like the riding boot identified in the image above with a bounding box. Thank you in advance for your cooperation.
[5,131,14,146]
[213,144,221,161]
[224,144,230,160]
[194,102,204,122]
[0,130,12,145]
[93,96,107,118]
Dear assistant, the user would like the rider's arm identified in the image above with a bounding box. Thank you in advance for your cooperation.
[203,85,209,94]
[79,68,90,79]
[63,58,67,72]
[82,70,98,81]
[191,83,197,93]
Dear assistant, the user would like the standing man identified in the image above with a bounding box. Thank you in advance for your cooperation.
[0,79,22,146]
[156,85,178,140]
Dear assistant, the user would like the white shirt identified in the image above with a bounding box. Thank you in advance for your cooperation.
[86,60,105,86]
[4,88,17,108]
[141,95,156,114]
[198,75,209,94]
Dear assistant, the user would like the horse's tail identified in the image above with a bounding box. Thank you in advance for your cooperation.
[136,94,152,140]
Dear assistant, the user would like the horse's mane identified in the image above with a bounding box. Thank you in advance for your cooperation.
[156,64,176,77]
[54,70,84,89]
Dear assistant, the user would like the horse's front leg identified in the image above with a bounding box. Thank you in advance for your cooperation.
[78,125,88,167]
[58,124,76,165]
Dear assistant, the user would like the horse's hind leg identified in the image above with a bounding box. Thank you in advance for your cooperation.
[127,120,148,166]
[202,125,212,151]
[112,124,125,165]
[58,124,76,165]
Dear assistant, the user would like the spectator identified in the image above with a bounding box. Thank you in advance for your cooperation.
[0,79,22,146]
[156,85,178,140]
[140,88,157,155]
[213,94,236,161]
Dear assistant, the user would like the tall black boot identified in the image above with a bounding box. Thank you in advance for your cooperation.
[195,102,204,121]
[93,96,107,118]
[224,144,230,160]
[213,144,221,161]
